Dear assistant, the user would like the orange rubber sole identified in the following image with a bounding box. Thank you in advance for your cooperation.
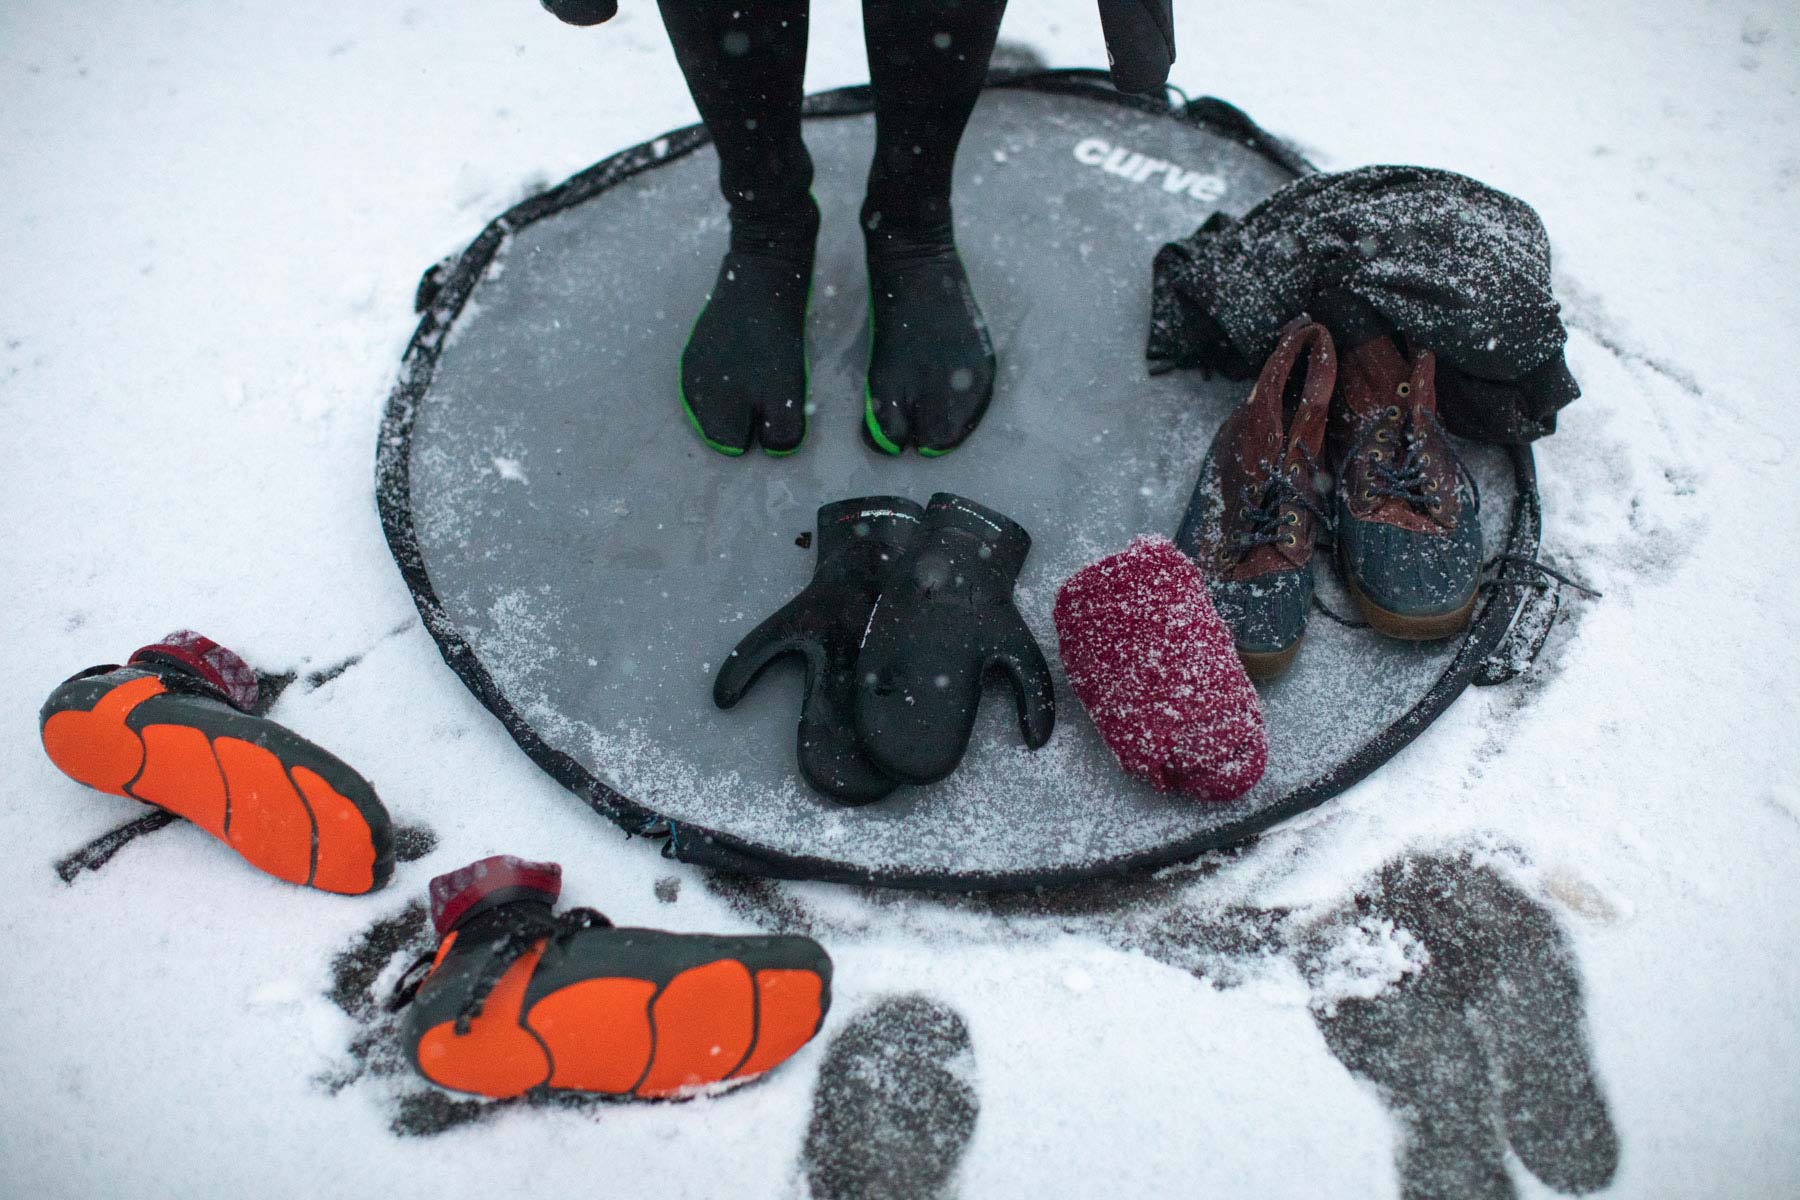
[40,671,390,894]
[413,935,827,1100]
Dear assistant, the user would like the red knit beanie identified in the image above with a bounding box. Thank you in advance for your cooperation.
[1053,535,1267,802]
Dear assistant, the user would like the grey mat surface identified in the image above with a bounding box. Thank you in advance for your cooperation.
[399,87,1518,884]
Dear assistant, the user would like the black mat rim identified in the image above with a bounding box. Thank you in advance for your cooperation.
[375,69,1541,892]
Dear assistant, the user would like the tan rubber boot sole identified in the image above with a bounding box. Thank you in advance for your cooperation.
[1346,575,1478,641]
[1238,637,1302,681]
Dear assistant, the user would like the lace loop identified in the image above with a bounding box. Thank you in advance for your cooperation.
[386,952,437,1013]
[1349,407,1480,528]
[1485,552,1603,599]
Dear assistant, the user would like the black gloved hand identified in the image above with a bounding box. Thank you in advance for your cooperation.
[715,498,924,804]
[1098,0,1175,95]
[540,0,618,26]
[855,494,1056,785]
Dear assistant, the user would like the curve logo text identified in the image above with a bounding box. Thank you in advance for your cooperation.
[1072,137,1228,203]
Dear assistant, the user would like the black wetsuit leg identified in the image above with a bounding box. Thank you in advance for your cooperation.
[658,0,819,456]
[860,0,1008,456]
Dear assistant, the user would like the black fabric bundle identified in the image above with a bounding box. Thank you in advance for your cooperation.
[1148,165,1580,444]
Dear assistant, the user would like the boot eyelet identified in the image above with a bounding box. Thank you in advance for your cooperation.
[1283,511,1299,525]
[1429,497,1443,510]
[1426,479,1440,492]
[1396,383,1412,398]
[1419,453,1431,466]
[1375,430,1392,443]
[1362,488,1376,502]
[1282,533,1299,548]
[1384,405,1401,419]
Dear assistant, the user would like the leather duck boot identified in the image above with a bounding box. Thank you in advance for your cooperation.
[395,856,832,1100]
[1176,319,1336,679]
[40,631,393,894]
[1331,334,1483,639]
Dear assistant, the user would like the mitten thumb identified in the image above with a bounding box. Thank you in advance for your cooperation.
[714,606,812,709]
[989,617,1057,749]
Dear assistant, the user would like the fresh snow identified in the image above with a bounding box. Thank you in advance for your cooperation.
[2,1,1797,1197]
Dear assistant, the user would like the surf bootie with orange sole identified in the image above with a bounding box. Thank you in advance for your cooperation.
[393,855,832,1101]
[38,630,393,894]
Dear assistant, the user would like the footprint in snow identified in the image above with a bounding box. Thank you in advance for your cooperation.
[1301,853,1620,1200]
[803,994,980,1200]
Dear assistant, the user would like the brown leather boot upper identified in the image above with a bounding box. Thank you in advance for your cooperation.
[1206,318,1336,582]
[1332,336,1463,534]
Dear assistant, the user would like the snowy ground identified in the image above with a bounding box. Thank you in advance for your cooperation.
[3,1,1798,1197]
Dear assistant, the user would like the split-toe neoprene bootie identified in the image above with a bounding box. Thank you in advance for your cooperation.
[1331,335,1484,639]
[660,3,819,457]
[396,856,832,1100]
[676,199,820,456]
[1176,319,1336,679]
[680,201,819,457]
[861,215,997,457]
[39,631,393,894]
[854,0,1007,456]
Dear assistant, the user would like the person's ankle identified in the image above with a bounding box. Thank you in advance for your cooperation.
[729,193,820,258]
[860,195,956,258]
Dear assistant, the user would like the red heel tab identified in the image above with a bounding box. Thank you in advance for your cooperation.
[429,855,562,936]
[129,631,259,712]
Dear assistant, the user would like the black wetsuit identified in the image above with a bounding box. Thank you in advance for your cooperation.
[659,0,1007,456]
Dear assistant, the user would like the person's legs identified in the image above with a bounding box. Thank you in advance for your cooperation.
[860,0,1008,456]
[658,0,817,456]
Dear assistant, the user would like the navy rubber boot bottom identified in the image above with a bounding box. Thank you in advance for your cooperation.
[1338,510,1482,640]
[1209,567,1314,680]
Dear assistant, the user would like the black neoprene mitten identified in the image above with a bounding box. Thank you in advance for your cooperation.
[714,497,924,803]
[854,493,1056,784]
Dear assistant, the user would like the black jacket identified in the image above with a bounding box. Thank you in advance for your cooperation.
[1149,165,1580,443]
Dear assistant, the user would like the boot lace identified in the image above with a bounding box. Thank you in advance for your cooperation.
[1229,446,1331,561]
[1353,408,1481,529]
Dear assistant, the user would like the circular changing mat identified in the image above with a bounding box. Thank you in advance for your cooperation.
[378,73,1538,890]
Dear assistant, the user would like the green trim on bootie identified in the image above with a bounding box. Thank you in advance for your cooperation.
[864,385,903,455]
[678,374,747,457]
[762,280,814,458]
[862,287,903,455]
[677,295,746,457]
